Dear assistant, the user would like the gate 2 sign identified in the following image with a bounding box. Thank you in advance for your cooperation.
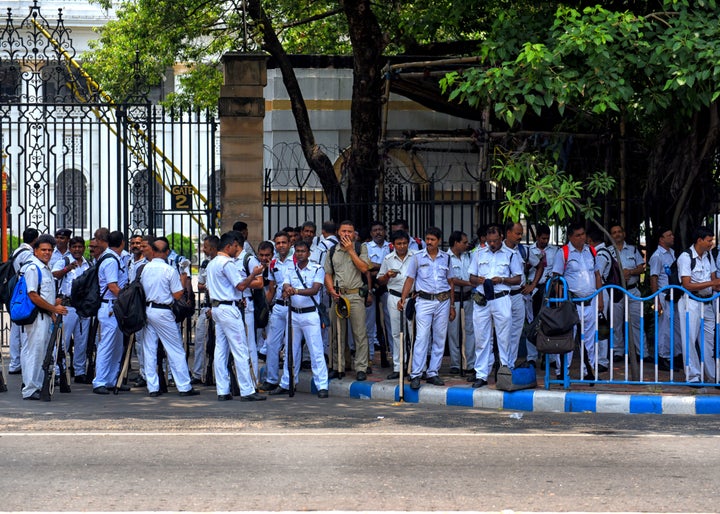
[171,185,193,211]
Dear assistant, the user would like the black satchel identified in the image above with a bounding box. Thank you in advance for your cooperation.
[532,279,579,354]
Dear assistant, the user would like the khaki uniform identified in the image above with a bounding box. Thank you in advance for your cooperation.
[325,244,371,372]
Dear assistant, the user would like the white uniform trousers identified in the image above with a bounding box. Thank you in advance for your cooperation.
[507,292,524,368]
[610,287,646,357]
[9,321,26,372]
[447,298,475,370]
[20,313,53,397]
[264,303,288,385]
[279,309,328,390]
[410,298,450,379]
[134,327,146,379]
[142,306,193,393]
[524,293,540,363]
[658,294,682,359]
[678,297,716,383]
[213,304,255,396]
[192,307,210,379]
[244,301,259,381]
[387,297,414,372]
[473,295,511,380]
[62,306,90,377]
[92,302,123,389]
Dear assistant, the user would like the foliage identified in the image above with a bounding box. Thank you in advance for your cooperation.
[166,232,195,259]
[7,235,20,254]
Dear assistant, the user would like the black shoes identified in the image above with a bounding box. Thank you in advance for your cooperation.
[426,376,445,386]
[449,367,461,375]
[190,377,203,385]
[240,392,267,401]
[410,376,421,390]
[356,371,367,381]
[269,387,289,396]
[74,375,89,384]
[217,394,233,401]
[472,378,488,388]
[93,386,111,395]
[328,369,344,380]
[115,384,131,392]
[9,369,21,375]
[24,390,41,400]
[149,391,162,397]
[386,371,400,380]
[317,389,329,398]
[258,381,278,392]
[133,377,147,388]
[179,388,200,397]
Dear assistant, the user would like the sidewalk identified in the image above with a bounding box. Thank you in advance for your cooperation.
[290,355,720,415]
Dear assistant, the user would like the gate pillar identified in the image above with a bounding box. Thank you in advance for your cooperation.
[218,52,267,246]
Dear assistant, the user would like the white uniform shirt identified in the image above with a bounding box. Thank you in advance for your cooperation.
[98,249,126,300]
[503,242,527,292]
[49,247,71,270]
[128,256,148,283]
[237,250,261,300]
[366,240,391,269]
[141,258,183,304]
[552,244,598,297]
[607,242,644,288]
[268,255,293,301]
[206,254,242,302]
[447,250,471,292]
[310,236,338,266]
[528,243,559,286]
[405,250,455,294]
[23,256,55,305]
[52,257,90,297]
[283,262,325,309]
[469,245,521,294]
[649,246,675,290]
[678,246,715,297]
[12,244,33,272]
[378,249,416,293]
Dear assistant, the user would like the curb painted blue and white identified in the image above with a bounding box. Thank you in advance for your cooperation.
[294,375,720,415]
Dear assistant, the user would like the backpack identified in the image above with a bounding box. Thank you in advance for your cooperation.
[560,244,615,299]
[113,264,147,336]
[0,247,31,309]
[71,253,118,318]
[596,247,624,303]
[9,263,43,325]
[667,249,695,300]
[243,253,269,328]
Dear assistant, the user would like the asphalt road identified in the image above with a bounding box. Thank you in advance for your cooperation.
[1,377,719,512]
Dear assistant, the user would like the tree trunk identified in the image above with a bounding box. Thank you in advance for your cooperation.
[644,102,719,249]
[342,0,386,229]
[245,0,345,221]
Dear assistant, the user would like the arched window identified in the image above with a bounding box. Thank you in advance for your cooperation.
[55,168,87,229]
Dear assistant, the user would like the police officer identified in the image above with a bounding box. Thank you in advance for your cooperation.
[399,227,455,390]
[524,224,557,366]
[503,221,528,371]
[206,232,266,401]
[235,232,265,378]
[261,231,293,392]
[92,230,128,395]
[678,226,720,384]
[551,222,604,379]
[270,240,329,398]
[52,236,91,383]
[648,227,682,371]
[192,235,219,384]
[365,221,391,364]
[325,220,372,381]
[8,227,38,375]
[21,234,68,399]
[141,237,199,397]
[49,228,72,270]
[469,225,522,388]
[377,230,416,379]
[128,234,149,388]
[446,230,474,375]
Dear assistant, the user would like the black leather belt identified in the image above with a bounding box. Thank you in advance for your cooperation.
[275,298,288,306]
[101,299,112,303]
[418,290,451,301]
[494,291,510,299]
[290,306,316,314]
[388,289,402,297]
[211,300,243,308]
[454,290,472,302]
[147,302,172,310]
[510,289,522,296]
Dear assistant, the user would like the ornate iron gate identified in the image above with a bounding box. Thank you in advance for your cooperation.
[0,2,219,258]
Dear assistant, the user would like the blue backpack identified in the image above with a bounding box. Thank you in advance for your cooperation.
[10,264,43,326]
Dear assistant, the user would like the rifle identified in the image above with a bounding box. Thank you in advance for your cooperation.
[115,334,134,394]
[40,315,64,401]
[204,315,215,386]
[57,330,71,394]
[398,310,405,402]
[375,286,390,368]
[287,296,295,397]
[240,303,258,389]
[458,295,466,377]
[85,316,99,379]
[228,356,241,396]
[334,280,344,379]
[157,343,169,393]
